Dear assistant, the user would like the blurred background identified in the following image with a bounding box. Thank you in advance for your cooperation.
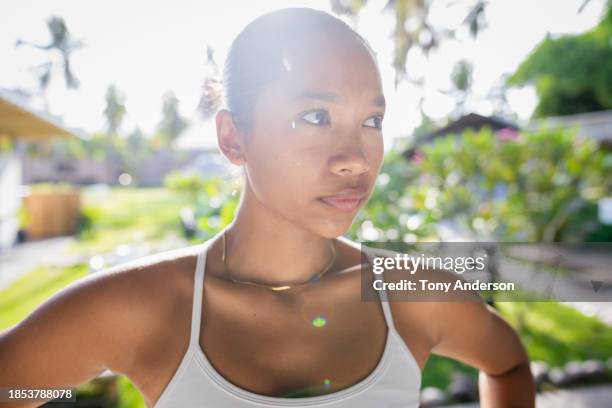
[1,0,611,406]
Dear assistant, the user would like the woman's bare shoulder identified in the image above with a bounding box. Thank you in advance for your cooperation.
[85,244,206,341]
[91,244,204,370]
[0,244,204,386]
[95,244,203,299]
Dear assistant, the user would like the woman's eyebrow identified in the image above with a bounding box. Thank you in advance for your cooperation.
[293,91,338,103]
[292,91,386,108]
[373,95,386,108]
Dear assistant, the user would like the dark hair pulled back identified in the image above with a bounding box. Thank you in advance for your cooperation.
[222,8,372,130]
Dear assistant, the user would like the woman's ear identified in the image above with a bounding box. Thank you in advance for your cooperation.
[216,109,246,165]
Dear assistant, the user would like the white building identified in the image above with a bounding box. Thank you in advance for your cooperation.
[0,89,84,251]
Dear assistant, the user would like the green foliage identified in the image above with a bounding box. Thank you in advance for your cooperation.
[116,376,146,408]
[0,135,14,152]
[17,204,29,230]
[73,187,190,253]
[349,148,438,241]
[77,205,103,238]
[0,264,88,329]
[155,91,189,147]
[450,59,474,116]
[508,5,612,116]
[498,302,612,366]
[451,60,473,92]
[421,355,477,390]
[353,127,611,242]
[588,223,612,241]
[329,0,487,85]
[165,170,210,205]
[23,130,157,185]
[164,171,240,240]
[104,84,127,135]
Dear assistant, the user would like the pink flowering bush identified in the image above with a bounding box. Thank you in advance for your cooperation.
[353,126,611,242]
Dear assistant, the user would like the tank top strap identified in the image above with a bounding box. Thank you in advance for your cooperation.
[361,245,397,332]
[189,241,209,348]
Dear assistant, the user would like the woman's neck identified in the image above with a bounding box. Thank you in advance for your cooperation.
[222,189,336,288]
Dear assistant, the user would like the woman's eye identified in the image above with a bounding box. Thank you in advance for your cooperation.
[300,110,331,126]
[364,115,383,130]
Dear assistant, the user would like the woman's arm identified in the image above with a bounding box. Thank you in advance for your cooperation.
[478,358,535,407]
[0,263,165,408]
[387,266,535,408]
[427,299,535,407]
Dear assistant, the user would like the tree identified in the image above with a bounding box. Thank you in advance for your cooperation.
[156,91,189,147]
[103,84,127,136]
[508,4,612,117]
[15,16,83,108]
[330,0,489,133]
[123,127,150,179]
[487,74,514,118]
[330,0,487,86]
[448,59,473,117]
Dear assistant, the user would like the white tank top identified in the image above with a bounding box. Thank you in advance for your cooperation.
[154,240,421,407]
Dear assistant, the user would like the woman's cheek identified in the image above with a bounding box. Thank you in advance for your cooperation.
[366,135,384,168]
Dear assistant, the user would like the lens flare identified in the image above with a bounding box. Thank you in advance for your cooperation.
[312,316,327,327]
[300,300,335,328]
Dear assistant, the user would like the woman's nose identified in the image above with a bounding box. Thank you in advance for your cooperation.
[328,141,371,176]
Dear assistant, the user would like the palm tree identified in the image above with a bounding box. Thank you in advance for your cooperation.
[330,0,487,86]
[449,59,473,117]
[157,91,189,147]
[103,84,127,136]
[15,16,84,108]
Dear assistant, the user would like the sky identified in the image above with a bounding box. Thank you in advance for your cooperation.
[0,0,607,149]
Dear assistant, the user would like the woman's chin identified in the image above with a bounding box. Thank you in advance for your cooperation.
[314,219,354,239]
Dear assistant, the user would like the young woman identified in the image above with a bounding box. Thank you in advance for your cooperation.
[0,8,535,408]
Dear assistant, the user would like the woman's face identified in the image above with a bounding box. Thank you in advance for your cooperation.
[240,31,385,238]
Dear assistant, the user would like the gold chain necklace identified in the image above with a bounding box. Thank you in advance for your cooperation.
[221,230,337,291]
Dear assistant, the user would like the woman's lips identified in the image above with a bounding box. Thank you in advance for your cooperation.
[318,196,364,213]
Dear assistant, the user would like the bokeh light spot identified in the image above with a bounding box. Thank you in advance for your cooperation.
[118,172,132,186]
[312,316,327,327]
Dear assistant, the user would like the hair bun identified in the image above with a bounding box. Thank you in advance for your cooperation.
[197,45,224,119]
[197,75,224,119]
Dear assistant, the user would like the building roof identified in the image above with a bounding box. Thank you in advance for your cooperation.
[403,112,519,159]
[402,110,612,160]
[420,113,519,142]
[527,109,612,143]
[0,89,86,140]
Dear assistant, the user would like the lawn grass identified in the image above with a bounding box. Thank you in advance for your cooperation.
[498,301,612,366]
[73,187,190,254]
[117,376,147,408]
[422,355,479,390]
[0,264,88,329]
